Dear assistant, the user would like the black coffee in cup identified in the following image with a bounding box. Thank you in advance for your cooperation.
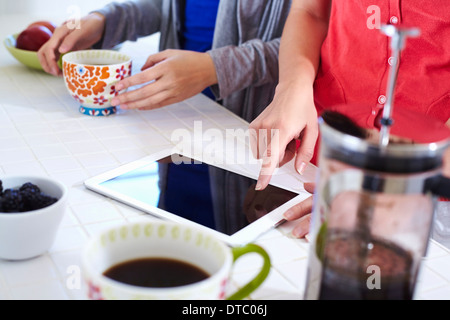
[103,258,210,288]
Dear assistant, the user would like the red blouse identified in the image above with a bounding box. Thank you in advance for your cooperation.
[314,0,450,127]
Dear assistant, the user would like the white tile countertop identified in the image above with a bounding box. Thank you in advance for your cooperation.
[1,13,450,301]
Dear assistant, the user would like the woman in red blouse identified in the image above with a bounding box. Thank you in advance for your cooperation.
[249,0,450,237]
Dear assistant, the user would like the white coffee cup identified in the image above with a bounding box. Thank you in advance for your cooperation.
[82,221,271,300]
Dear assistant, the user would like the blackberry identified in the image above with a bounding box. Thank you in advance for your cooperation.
[0,181,58,213]
[0,189,25,213]
[19,183,44,211]
[29,193,58,211]
[19,182,41,194]
[21,191,40,211]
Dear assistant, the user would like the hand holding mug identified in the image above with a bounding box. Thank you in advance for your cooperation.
[111,49,218,111]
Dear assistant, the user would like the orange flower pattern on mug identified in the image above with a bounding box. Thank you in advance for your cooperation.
[64,63,110,98]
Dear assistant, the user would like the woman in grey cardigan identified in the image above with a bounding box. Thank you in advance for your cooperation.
[38,0,292,235]
[39,0,291,122]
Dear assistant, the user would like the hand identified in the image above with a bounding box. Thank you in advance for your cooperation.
[283,182,316,238]
[111,49,218,110]
[249,81,319,191]
[37,13,106,76]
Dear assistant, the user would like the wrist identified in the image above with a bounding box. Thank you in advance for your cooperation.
[275,77,314,98]
[90,12,106,24]
[203,52,218,87]
[87,12,107,46]
[89,12,106,35]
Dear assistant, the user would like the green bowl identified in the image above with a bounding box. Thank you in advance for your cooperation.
[4,34,122,72]
[4,34,44,70]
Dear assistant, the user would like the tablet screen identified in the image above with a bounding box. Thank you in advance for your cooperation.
[99,155,299,236]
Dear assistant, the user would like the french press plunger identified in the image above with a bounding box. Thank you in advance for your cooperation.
[304,26,450,300]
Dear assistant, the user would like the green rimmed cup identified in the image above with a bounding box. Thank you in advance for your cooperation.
[82,221,271,300]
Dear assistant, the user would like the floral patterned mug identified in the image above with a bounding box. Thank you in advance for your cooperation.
[82,221,271,300]
[62,50,132,117]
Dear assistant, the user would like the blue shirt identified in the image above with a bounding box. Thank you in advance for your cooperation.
[181,0,220,100]
[182,0,220,53]
[163,0,221,228]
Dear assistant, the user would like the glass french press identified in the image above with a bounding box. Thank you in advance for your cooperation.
[304,25,450,300]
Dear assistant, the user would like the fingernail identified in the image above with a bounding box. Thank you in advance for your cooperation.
[255,182,263,191]
[59,45,68,53]
[292,226,304,238]
[304,233,311,242]
[116,83,124,91]
[297,162,307,175]
[283,210,294,220]
[121,104,128,110]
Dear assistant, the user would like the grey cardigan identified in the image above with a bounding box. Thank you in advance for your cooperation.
[96,0,291,122]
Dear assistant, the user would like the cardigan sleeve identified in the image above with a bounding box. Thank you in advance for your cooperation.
[93,0,163,49]
[208,37,280,100]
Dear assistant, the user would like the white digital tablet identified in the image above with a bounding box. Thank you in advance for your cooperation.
[84,148,310,246]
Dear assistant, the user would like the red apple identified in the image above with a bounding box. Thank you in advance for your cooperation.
[16,26,52,51]
[27,21,57,33]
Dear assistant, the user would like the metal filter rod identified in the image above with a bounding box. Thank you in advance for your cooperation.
[379,25,420,147]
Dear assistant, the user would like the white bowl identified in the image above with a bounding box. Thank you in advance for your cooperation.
[0,176,68,260]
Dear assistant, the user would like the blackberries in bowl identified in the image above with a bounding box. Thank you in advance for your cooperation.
[0,176,68,260]
[0,181,58,213]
